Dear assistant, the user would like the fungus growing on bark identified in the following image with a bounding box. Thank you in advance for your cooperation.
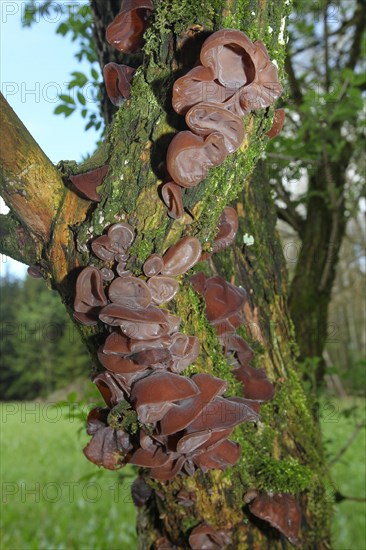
[103,63,136,106]
[161,182,184,219]
[266,108,286,139]
[166,130,227,188]
[189,523,231,550]
[131,371,199,423]
[147,276,179,304]
[91,236,116,261]
[248,493,301,544]
[83,407,132,470]
[70,165,109,201]
[200,29,257,90]
[161,236,202,276]
[108,222,135,255]
[106,0,155,53]
[172,65,227,115]
[235,364,275,402]
[74,267,107,325]
[159,373,227,435]
[186,103,245,154]
[99,303,170,340]
[213,206,239,252]
[143,253,164,277]
[27,265,43,279]
[108,276,152,309]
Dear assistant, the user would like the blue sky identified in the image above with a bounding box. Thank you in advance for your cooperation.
[0,0,101,278]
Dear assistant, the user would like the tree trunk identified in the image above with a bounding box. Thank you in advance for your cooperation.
[0,1,332,548]
[288,160,347,385]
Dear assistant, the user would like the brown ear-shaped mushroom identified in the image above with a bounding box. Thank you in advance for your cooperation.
[200,29,257,90]
[190,271,207,295]
[106,0,154,53]
[99,303,170,340]
[27,265,43,279]
[98,348,147,374]
[189,523,231,550]
[91,235,115,261]
[159,373,227,435]
[107,222,135,255]
[161,182,184,219]
[103,63,136,106]
[129,347,172,370]
[83,407,132,470]
[93,371,126,407]
[193,439,241,471]
[101,268,115,281]
[70,165,109,202]
[234,364,275,402]
[204,276,246,322]
[166,131,227,188]
[266,108,286,139]
[150,455,186,481]
[171,336,200,373]
[161,236,202,276]
[186,103,245,154]
[187,395,260,433]
[147,276,179,304]
[239,40,283,112]
[103,330,131,355]
[213,206,239,252]
[129,446,171,468]
[172,65,226,115]
[131,371,199,423]
[74,267,107,325]
[249,493,301,544]
[143,253,164,277]
[108,276,152,309]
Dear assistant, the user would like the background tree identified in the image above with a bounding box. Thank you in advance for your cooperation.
[0,1,335,547]
[267,0,365,384]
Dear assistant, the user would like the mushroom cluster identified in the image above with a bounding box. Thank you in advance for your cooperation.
[75,224,263,480]
[191,270,274,403]
[103,0,155,107]
[161,28,283,218]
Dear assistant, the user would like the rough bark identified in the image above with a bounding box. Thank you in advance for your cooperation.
[0,1,332,548]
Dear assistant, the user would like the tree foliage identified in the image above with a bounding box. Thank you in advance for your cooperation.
[0,274,90,400]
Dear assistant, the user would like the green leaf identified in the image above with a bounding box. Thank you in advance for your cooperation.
[59,94,75,105]
[77,91,86,105]
[54,105,75,117]
[91,67,99,81]
[70,71,88,87]
[56,22,69,36]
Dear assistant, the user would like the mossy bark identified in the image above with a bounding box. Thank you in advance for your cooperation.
[0,1,332,548]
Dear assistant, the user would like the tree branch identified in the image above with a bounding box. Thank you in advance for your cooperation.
[0,213,37,265]
[329,422,365,466]
[285,50,304,107]
[346,0,366,70]
[0,93,65,241]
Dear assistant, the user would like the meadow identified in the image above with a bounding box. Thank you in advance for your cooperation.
[0,398,365,549]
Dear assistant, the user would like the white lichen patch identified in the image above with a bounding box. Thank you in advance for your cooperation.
[267,26,273,34]
[278,17,287,45]
[124,160,129,166]
[243,233,255,246]
[272,59,279,69]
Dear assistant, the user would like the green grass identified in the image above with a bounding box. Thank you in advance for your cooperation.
[321,397,366,550]
[0,399,364,549]
[0,403,137,550]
